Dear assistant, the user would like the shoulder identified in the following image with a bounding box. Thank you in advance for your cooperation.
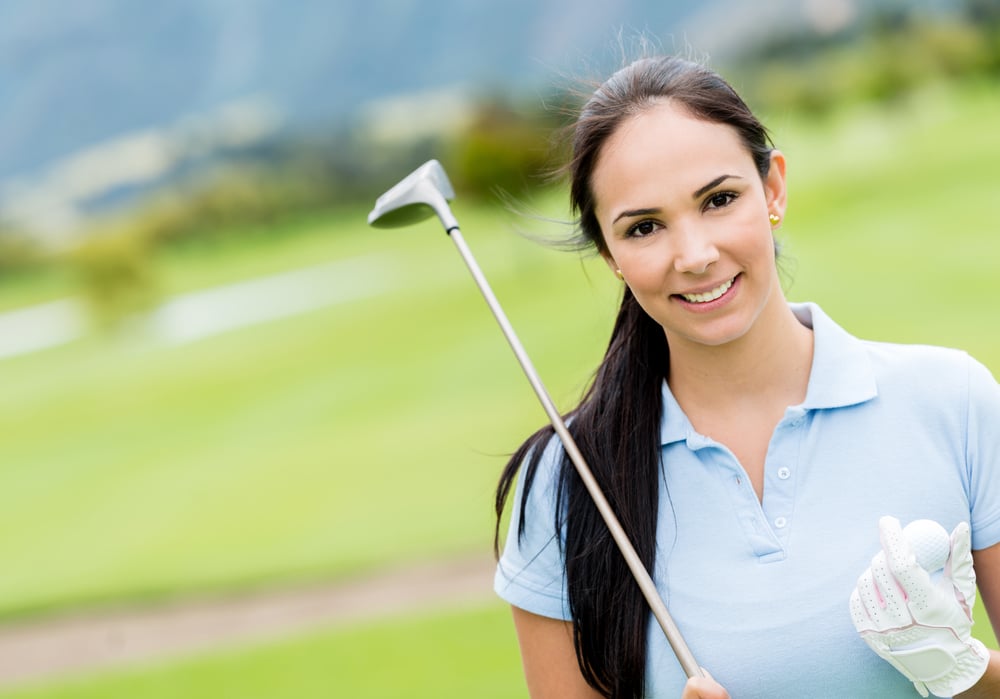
[802,302,998,415]
[861,339,997,396]
[802,301,994,410]
[861,339,978,383]
[854,339,1000,458]
[496,430,572,619]
[510,429,568,523]
[861,341,999,427]
[806,302,990,386]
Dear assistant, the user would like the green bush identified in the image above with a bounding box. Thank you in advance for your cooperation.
[732,11,1000,116]
[67,226,159,329]
[447,98,567,199]
[0,226,46,275]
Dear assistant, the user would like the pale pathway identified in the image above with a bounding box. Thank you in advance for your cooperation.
[0,554,497,690]
[0,253,400,361]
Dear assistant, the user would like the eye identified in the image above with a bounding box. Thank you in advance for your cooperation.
[705,191,738,211]
[625,219,661,238]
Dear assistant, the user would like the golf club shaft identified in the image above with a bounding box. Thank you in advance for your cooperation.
[447,227,703,680]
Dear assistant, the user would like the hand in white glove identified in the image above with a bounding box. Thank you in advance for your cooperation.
[849,516,989,697]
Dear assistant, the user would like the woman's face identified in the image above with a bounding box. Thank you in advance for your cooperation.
[592,100,787,351]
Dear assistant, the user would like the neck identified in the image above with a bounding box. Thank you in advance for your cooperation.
[666,296,814,411]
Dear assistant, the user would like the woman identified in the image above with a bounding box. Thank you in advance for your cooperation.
[493,55,1000,698]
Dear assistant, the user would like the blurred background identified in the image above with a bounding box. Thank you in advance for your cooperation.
[0,0,998,696]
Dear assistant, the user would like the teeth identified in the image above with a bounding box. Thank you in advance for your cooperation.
[681,277,734,303]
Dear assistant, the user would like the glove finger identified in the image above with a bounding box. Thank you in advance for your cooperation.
[852,565,886,625]
[879,515,935,611]
[870,549,914,625]
[947,521,977,612]
[850,586,876,632]
[879,515,913,578]
[949,521,972,571]
[855,554,912,628]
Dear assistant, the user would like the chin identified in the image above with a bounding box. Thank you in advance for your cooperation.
[666,316,756,349]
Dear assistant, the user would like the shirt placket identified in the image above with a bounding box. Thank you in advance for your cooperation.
[689,434,784,561]
[761,406,807,552]
[691,405,807,563]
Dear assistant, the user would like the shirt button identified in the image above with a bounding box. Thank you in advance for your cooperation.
[774,517,788,529]
[777,467,791,480]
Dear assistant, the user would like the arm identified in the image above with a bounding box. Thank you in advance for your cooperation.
[956,543,1000,698]
[510,606,603,699]
[511,606,730,699]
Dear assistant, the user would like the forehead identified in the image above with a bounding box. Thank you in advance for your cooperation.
[591,101,754,209]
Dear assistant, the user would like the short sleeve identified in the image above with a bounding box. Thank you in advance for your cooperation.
[494,435,572,620]
[967,355,1000,551]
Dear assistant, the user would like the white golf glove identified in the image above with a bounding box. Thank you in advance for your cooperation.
[849,516,989,697]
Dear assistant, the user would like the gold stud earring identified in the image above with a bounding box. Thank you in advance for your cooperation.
[614,268,624,281]
[769,213,781,226]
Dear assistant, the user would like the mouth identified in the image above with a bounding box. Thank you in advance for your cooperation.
[676,276,736,304]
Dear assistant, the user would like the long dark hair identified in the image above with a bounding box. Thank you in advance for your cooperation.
[494,55,775,698]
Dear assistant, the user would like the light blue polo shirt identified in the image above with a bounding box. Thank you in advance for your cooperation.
[495,302,1000,698]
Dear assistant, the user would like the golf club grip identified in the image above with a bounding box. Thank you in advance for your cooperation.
[447,228,704,680]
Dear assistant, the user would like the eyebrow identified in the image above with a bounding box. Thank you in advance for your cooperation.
[613,207,660,224]
[693,174,742,199]
[611,175,744,224]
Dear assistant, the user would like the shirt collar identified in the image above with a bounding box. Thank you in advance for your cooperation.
[659,302,878,445]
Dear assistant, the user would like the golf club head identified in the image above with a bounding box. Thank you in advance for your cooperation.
[367,159,459,231]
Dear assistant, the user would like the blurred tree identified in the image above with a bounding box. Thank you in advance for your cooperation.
[447,96,566,199]
[732,3,999,116]
[69,226,159,330]
[963,0,1000,25]
[962,0,1000,73]
[0,227,42,276]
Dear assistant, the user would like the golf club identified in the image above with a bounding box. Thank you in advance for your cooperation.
[368,159,703,680]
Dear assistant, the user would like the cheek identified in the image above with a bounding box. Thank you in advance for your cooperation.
[760,227,780,263]
[727,215,777,262]
[753,226,778,258]
[615,244,669,283]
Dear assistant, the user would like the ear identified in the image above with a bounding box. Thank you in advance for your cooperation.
[764,150,787,218]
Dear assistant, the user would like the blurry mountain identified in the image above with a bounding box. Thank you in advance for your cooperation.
[0,0,701,185]
[0,0,970,243]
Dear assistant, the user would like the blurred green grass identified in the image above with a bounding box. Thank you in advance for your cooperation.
[0,80,998,696]
[0,602,526,699]
[0,600,990,699]
[774,80,1000,370]
[0,201,617,618]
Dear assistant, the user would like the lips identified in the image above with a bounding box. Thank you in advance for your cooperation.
[678,276,735,304]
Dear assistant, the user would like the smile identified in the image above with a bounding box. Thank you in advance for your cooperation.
[679,277,735,303]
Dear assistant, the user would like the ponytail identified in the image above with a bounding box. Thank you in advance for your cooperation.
[495,287,668,698]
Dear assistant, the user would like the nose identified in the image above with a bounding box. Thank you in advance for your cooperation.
[672,226,719,275]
